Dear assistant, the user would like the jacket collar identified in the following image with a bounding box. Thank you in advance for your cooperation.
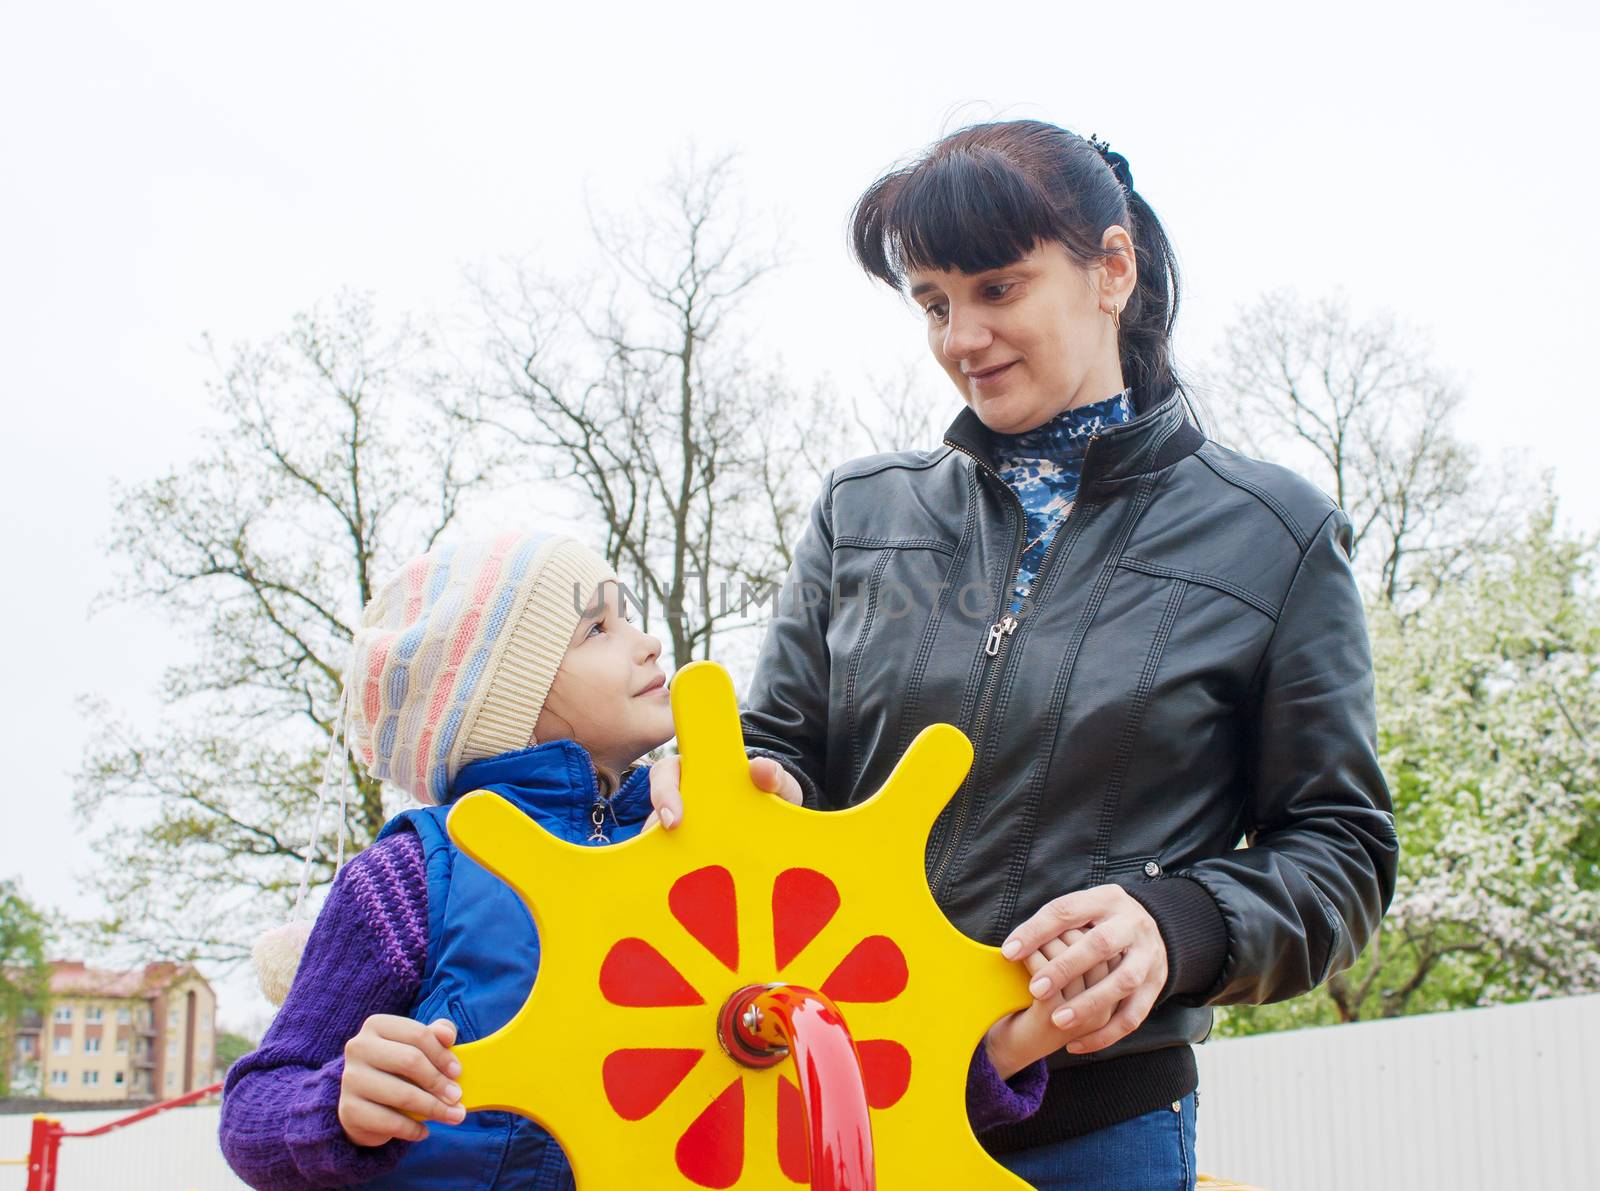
[447,738,653,824]
[943,385,1204,490]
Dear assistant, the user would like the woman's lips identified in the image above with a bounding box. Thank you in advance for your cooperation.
[969,361,1017,388]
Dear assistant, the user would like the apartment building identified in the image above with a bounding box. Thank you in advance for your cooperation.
[9,961,217,1102]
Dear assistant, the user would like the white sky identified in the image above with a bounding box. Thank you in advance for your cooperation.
[3,0,1595,1032]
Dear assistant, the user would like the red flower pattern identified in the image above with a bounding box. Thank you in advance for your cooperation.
[597,865,913,1187]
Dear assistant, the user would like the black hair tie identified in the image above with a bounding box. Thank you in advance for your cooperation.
[1088,133,1135,194]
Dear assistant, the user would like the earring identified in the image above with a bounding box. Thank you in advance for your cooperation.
[1108,303,1121,331]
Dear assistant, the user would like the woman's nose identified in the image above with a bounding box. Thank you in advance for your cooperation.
[940,305,992,363]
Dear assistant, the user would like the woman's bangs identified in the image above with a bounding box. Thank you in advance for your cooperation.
[888,152,1060,283]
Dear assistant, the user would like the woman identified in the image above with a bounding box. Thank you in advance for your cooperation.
[655,120,1398,1190]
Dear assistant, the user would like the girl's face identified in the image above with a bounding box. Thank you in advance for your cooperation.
[534,580,674,773]
[905,235,1136,435]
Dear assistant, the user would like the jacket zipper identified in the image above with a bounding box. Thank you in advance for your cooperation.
[984,616,1019,656]
[927,434,1100,895]
[584,758,615,844]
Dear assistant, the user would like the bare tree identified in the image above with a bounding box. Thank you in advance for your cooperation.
[849,361,947,456]
[1210,291,1509,602]
[747,363,946,575]
[465,151,832,669]
[78,292,493,962]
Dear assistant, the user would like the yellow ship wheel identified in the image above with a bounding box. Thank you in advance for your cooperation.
[445,660,1034,1189]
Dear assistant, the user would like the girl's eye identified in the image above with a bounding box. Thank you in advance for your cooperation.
[586,621,605,639]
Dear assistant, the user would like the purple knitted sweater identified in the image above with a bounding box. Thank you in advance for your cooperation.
[220,833,1046,1189]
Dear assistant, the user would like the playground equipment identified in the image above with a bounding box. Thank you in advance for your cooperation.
[9,1082,223,1191]
[445,659,1036,1189]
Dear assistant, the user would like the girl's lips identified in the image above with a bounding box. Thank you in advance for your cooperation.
[635,675,667,697]
[969,361,1017,387]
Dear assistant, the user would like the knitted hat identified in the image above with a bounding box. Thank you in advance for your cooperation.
[344,531,617,803]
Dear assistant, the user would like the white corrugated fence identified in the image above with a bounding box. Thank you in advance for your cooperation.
[1195,993,1599,1190]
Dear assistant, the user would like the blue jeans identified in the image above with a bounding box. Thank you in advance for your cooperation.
[997,1092,1197,1190]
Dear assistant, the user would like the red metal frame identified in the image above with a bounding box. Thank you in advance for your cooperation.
[21,1082,223,1191]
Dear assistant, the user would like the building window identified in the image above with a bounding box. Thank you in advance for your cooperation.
[114,1071,125,1086]
[201,1012,212,1029]
[84,1037,101,1054]
[52,1037,70,1055]
[53,1007,72,1023]
[17,1037,33,1055]
[198,1041,210,1060]
[168,1008,179,1028]
[165,1071,176,1089]
[82,1070,99,1086]
[85,1006,104,1023]
[116,1007,131,1025]
[115,1037,128,1055]
[51,1070,69,1087]
[167,1037,177,1056]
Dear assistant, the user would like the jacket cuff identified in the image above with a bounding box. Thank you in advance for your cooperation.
[745,746,824,811]
[966,1044,1048,1134]
[1125,876,1229,1004]
[284,1056,412,1185]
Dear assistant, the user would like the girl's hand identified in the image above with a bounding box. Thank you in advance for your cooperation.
[1000,884,1169,1056]
[338,1015,465,1147]
[984,928,1112,1078]
[645,754,803,830]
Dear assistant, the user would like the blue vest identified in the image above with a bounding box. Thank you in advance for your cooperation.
[352,740,653,1191]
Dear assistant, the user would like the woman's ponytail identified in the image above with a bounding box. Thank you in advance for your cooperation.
[1119,186,1182,404]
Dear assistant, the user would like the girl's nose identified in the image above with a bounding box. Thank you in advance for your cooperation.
[637,628,663,663]
[940,305,992,363]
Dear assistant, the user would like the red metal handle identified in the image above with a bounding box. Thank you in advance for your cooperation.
[56,1081,224,1138]
[718,984,875,1191]
[24,1082,224,1191]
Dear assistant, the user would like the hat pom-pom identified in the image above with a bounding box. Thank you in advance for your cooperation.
[253,920,313,1006]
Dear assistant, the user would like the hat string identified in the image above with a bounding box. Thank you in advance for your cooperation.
[291,679,353,921]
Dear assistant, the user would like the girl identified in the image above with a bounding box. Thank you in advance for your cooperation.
[219,530,1064,1190]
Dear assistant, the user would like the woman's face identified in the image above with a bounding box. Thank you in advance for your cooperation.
[905,234,1135,435]
[534,580,674,773]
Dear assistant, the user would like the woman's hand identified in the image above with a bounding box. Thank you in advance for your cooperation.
[338,1015,465,1147]
[644,754,804,830]
[984,928,1111,1078]
[1000,884,1169,1056]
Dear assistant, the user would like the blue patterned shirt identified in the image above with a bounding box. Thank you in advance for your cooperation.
[990,389,1134,614]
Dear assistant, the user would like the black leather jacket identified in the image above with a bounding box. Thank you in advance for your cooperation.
[742,388,1398,1073]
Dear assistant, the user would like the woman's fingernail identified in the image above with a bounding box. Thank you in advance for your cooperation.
[1053,1008,1075,1027]
[1029,977,1051,997]
[660,807,677,829]
[1066,1042,1084,1054]
[1001,940,1020,960]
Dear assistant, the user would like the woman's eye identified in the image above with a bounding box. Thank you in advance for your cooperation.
[984,283,1013,300]
[923,302,948,322]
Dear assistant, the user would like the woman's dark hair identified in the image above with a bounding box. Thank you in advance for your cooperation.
[849,119,1186,407]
